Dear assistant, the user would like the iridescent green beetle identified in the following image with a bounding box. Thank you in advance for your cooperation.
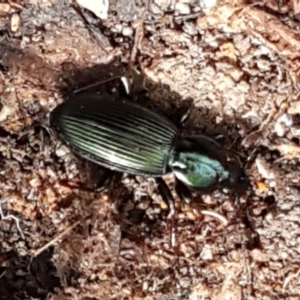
[50,93,247,212]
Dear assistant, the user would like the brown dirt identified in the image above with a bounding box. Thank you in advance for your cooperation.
[0,0,300,299]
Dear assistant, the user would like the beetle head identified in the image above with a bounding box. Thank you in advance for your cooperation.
[170,135,248,193]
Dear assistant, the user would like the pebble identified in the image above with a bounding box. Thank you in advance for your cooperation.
[10,13,20,32]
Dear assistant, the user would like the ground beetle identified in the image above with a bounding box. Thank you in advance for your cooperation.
[50,92,247,219]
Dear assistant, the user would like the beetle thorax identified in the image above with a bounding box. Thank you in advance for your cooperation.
[170,151,230,189]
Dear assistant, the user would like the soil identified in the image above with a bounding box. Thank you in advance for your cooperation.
[0,0,300,299]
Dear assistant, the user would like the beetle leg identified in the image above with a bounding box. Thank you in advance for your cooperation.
[132,91,154,107]
[180,107,191,125]
[126,66,146,93]
[155,178,177,246]
[93,169,116,192]
[78,161,116,192]
[120,76,132,95]
[117,66,146,98]
[59,170,114,193]
[174,178,192,204]
[155,178,175,218]
[166,106,191,129]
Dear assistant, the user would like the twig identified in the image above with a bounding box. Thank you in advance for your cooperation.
[130,0,149,64]
[243,246,253,295]
[282,268,300,293]
[32,220,81,257]
[0,204,24,239]
[73,75,125,94]
[200,210,228,226]
[0,269,6,279]
[242,98,287,149]
[174,12,204,21]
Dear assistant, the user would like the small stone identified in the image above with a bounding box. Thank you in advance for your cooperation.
[76,0,109,19]
[29,177,41,188]
[179,277,190,288]
[288,100,300,115]
[186,211,196,220]
[175,3,191,15]
[199,244,213,260]
[114,24,122,33]
[225,68,243,82]
[199,0,217,10]
[278,113,293,126]
[10,13,20,32]
[154,0,171,11]
[16,269,27,276]
[56,145,70,157]
[0,3,10,14]
[98,272,108,281]
[150,3,163,15]
[122,27,133,36]
[274,122,286,137]
[142,281,148,291]
[160,200,168,210]
[255,157,275,179]
[269,181,276,188]
[0,105,11,121]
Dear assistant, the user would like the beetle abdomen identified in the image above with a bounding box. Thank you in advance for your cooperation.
[51,95,178,176]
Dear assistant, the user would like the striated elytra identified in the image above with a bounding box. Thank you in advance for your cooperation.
[50,94,247,195]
